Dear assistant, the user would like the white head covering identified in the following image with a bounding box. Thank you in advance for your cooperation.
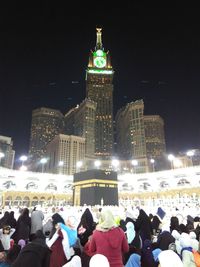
[158,250,183,267]
[189,231,199,251]
[126,222,135,244]
[62,255,82,267]
[179,233,191,248]
[171,230,181,240]
[161,222,170,232]
[189,231,197,239]
[89,254,110,267]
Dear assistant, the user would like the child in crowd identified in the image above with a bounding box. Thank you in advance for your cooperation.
[0,226,15,252]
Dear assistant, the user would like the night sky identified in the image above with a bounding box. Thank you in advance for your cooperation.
[0,5,200,164]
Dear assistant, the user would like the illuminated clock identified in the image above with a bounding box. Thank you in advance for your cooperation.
[94,56,106,68]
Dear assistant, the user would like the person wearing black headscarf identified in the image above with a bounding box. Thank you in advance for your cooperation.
[186,215,194,232]
[135,209,153,245]
[48,213,65,240]
[0,211,10,229]
[141,239,157,267]
[77,208,96,247]
[8,211,17,229]
[14,208,31,243]
[47,213,68,267]
[77,208,96,267]
[12,230,51,267]
[170,216,180,233]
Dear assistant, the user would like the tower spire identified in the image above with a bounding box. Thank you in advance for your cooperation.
[96,27,103,50]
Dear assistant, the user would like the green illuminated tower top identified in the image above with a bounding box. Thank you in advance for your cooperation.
[87,28,113,74]
[86,28,114,159]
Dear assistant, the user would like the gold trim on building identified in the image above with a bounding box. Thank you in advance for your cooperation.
[73,179,118,186]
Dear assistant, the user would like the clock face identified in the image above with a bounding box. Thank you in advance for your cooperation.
[94,56,106,68]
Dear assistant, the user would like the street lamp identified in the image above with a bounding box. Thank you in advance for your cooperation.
[186,150,194,166]
[94,160,101,169]
[0,152,5,166]
[173,158,183,168]
[76,161,83,172]
[111,159,119,171]
[19,165,28,171]
[131,159,138,173]
[40,158,48,173]
[58,161,64,174]
[150,159,155,172]
[168,154,175,169]
[19,155,28,167]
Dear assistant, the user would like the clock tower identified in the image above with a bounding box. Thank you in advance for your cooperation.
[86,28,114,159]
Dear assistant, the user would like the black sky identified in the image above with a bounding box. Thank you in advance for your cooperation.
[0,4,200,163]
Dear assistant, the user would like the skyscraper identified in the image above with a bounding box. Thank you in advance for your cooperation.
[144,115,166,170]
[0,135,15,169]
[29,107,64,170]
[46,134,85,175]
[86,28,114,159]
[64,98,97,159]
[115,100,149,173]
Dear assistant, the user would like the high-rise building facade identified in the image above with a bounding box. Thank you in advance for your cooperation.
[46,134,85,175]
[29,107,64,169]
[144,115,166,158]
[144,115,166,171]
[116,100,149,173]
[64,98,97,159]
[86,28,114,159]
[0,135,15,169]
[116,100,147,159]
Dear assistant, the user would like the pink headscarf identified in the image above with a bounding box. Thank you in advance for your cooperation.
[18,239,26,250]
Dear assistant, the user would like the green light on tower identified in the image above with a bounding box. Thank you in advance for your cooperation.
[96,49,104,56]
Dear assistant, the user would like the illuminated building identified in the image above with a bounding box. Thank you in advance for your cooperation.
[115,100,149,173]
[46,134,85,175]
[1,165,200,207]
[144,115,166,170]
[86,28,114,159]
[0,135,15,169]
[29,107,64,170]
[64,98,97,161]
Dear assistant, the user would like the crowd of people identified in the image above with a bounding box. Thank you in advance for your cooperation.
[0,203,199,266]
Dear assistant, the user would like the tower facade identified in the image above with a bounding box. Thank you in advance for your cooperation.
[116,100,147,159]
[64,98,97,159]
[144,115,166,158]
[29,107,64,169]
[0,135,15,169]
[46,134,85,175]
[144,115,166,170]
[116,100,149,173]
[86,28,114,159]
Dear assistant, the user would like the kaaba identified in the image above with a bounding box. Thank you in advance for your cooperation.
[73,169,118,206]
